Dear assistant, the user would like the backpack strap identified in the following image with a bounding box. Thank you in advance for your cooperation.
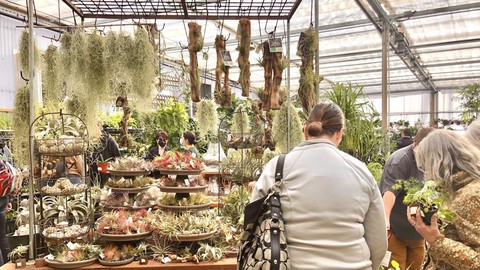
[274,154,286,182]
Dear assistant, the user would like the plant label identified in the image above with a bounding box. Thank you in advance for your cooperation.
[380,251,391,267]
[269,38,283,53]
[410,206,418,216]
[221,50,234,67]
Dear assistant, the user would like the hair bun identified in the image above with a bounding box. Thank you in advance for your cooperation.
[307,121,323,136]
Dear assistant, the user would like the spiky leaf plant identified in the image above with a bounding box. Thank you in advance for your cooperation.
[272,103,303,153]
[195,99,218,137]
[42,45,63,106]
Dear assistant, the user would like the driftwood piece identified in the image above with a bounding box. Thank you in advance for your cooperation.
[118,96,132,147]
[263,41,273,111]
[214,35,224,105]
[237,18,251,97]
[188,22,203,102]
[223,61,232,107]
[270,52,283,110]
[263,111,275,150]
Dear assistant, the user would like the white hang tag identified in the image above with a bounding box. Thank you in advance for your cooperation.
[381,250,392,267]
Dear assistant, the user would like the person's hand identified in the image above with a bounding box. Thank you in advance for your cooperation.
[6,203,12,211]
[406,205,441,244]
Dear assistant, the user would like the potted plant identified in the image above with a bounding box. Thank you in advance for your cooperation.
[395,179,456,226]
[8,245,28,263]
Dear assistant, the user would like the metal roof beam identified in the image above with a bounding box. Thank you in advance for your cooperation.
[61,0,84,18]
[356,0,439,93]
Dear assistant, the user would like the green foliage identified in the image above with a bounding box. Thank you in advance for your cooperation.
[221,185,251,226]
[323,82,384,163]
[220,149,264,183]
[0,112,12,130]
[195,99,218,137]
[272,103,303,153]
[136,100,189,149]
[42,45,62,106]
[99,111,137,129]
[19,30,40,76]
[12,86,30,167]
[454,83,480,124]
[367,162,383,184]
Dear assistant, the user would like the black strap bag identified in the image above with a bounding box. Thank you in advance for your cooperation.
[237,154,290,270]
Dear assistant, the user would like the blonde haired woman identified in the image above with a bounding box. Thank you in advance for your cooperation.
[407,129,480,270]
[465,119,480,149]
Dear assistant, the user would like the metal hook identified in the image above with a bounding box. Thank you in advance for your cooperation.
[179,41,188,50]
[222,33,231,42]
[156,22,165,32]
[20,71,29,84]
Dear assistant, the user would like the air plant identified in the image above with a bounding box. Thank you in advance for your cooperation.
[158,193,210,206]
[19,30,40,76]
[272,102,304,153]
[195,99,218,138]
[42,45,63,106]
[11,86,30,167]
[151,211,217,239]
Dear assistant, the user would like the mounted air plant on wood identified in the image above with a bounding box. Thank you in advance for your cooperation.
[297,27,319,116]
[261,41,284,111]
[237,18,251,97]
[188,22,203,102]
[42,45,62,106]
[214,35,231,106]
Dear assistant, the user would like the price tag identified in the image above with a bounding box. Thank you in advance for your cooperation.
[184,179,190,187]
[99,253,105,259]
[67,242,77,251]
[161,257,171,264]
[381,251,391,267]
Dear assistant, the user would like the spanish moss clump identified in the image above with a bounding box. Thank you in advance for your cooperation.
[272,103,303,153]
[195,99,218,137]
[42,45,62,105]
[85,30,107,100]
[12,86,30,167]
[231,104,250,136]
[108,32,134,96]
[70,29,87,81]
[19,30,40,76]
[59,31,73,79]
[131,27,155,103]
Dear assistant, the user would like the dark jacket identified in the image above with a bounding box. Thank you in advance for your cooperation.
[146,146,172,160]
[397,136,413,150]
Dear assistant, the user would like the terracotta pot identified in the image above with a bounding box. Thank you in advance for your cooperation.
[97,163,109,173]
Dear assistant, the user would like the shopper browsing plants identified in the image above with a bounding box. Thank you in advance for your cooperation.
[407,129,480,270]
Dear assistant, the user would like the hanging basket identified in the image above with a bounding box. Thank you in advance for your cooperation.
[37,138,86,156]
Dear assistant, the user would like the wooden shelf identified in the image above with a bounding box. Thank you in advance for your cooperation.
[1,258,236,270]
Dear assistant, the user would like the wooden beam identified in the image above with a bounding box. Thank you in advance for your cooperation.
[181,0,189,19]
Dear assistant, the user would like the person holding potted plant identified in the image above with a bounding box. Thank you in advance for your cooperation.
[407,129,480,270]
[251,102,387,270]
[379,127,434,270]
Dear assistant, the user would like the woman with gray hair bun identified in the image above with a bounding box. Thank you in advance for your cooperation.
[407,129,480,270]
[465,119,480,149]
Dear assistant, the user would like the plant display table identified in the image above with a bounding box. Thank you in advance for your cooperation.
[0,257,237,270]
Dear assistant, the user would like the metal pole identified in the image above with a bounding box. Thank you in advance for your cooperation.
[287,19,291,151]
[430,92,436,126]
[315,0,320,102]
[27,0,36,261]
[381,20,389,148]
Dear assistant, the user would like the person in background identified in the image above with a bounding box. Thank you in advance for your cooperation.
[145,131,172,160]
[92,130,121,187]
[65,155,83,185]
[0,196,8,266]
[379,127,435,270]
[251,102,387,270]
[0,140,12,164]
[182,131,201,158]
[465,119,480,149]
[407,129,480,270]
[397,128,413,150]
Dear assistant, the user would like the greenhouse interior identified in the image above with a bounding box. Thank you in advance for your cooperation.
[0,0,479,269]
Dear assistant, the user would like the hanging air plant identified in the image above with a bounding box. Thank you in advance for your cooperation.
[85,30,107,100]
[195,99,218,137]
[231,104,250,136]
[297,27,318,116]
[19,30,40,76]
[131,26,156,103]
[111,32,134,96]
[272,103,303,153]
[12,86,30,167]
[42,45,62,105]
[70,29,87,81]
[188,22,203,102]
[59,31,73,83]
